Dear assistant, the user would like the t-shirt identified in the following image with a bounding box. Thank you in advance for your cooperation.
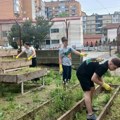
[59,46,75,66]
[22,46,36,58]
[77,59,108,78]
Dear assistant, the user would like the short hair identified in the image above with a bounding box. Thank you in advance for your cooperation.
[24,42,31,46]
[111,58,120,67]
[61,37,68,42]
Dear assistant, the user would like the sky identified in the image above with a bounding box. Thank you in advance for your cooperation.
[44,0,120,15]
[78,0,120,15]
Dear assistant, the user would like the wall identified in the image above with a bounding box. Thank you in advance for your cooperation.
[107,29,117,41]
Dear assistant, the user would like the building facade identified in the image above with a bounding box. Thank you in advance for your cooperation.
[82,12,120,35]
[45,17,83,49]
[45,0,81,19]
[82,14,112,35]
[112,11,120,23]
[0,0,46,20]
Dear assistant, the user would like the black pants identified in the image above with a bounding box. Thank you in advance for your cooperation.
[62,65,71,82]
[30,58,39,81]
[30,58,37,67]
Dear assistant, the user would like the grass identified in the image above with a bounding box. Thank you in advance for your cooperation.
[103,94,120,120]
[5,67,42,75]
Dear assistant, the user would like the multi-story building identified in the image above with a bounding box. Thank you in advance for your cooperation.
[45,0,81,19]
[82,14,112,35]
[82,12,120,35]
[0,0,46,20]
[45,16,83,49]
[112,11,120,23]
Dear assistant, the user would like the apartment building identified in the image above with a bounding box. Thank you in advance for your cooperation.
[82,14,112,35]
[82,12,120,35]
[45,16,83,49]
[0,0,46,20]
[45,0,81,19]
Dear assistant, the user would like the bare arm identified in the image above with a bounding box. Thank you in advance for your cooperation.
[91,73,103,86]
[59,55,62,64]
[73,50,81,56]
[17,51,24,58]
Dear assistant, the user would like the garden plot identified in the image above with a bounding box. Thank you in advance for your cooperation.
[103,94,120,120]
[0,68,47,83]
[0,58,31,72]
[0,70,79,120]
[59,85,119,120]
[0,49,17,57]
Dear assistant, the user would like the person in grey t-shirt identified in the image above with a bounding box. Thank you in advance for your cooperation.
[59,37,87,84]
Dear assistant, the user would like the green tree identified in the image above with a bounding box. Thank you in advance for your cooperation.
[34,16,53,49]
[8,20,34,48]
[21,20,34,44]
[8,17,53,49]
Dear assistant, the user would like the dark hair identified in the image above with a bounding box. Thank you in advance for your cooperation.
[61,37,68,42]
[111,58,120,67]
[24,42,31,46]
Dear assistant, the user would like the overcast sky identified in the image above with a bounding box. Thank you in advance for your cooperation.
[44,0,120,15]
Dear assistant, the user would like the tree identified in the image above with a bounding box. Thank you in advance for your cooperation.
[34,16,53,49]
[8,20,34,48]
[21,20,34,44]
[8,18,52,49]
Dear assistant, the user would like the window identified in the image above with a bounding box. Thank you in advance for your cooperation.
[51,28,59,33]
[46,40,50,45]
[51,40,59,44]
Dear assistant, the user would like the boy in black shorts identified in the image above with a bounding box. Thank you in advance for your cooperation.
[76,58,120,120]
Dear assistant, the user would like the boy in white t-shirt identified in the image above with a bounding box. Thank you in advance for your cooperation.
[16,42,39,81]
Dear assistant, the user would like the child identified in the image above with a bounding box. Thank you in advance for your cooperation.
[16,42,39,81]
[59,37,87,84]
[76,58,120,120]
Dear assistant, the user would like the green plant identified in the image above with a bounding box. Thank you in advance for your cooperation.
[32,92,41,103]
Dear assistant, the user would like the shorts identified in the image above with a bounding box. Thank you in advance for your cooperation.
[76,73,94,91]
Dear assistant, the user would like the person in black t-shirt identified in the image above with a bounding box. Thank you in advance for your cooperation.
[76,58,120,120]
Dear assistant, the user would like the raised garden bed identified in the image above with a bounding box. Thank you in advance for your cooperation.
[58,85,119,120]
[0,68,47,83]
[0,68,48,94]
[0,58,31,71]
[0,49,17,57]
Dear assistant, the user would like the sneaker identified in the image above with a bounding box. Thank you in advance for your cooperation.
[87,114,97,120]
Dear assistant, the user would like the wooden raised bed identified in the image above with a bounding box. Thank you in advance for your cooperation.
[0,68,48,94]
[97,85,120,120]
[57,85,119,120]
[0,58,32,71]
[57,85,102,120]
[0,49,17,57]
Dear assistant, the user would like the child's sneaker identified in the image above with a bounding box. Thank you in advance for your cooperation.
[87,113,97,120]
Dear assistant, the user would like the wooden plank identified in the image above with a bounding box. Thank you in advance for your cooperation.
[0,68,47,84]
[57,86,102,120]
[97,86,120,120]
[0,59,31,70]
[0,74,17,83]
[16,69,47,83]
[0,49,17,57]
